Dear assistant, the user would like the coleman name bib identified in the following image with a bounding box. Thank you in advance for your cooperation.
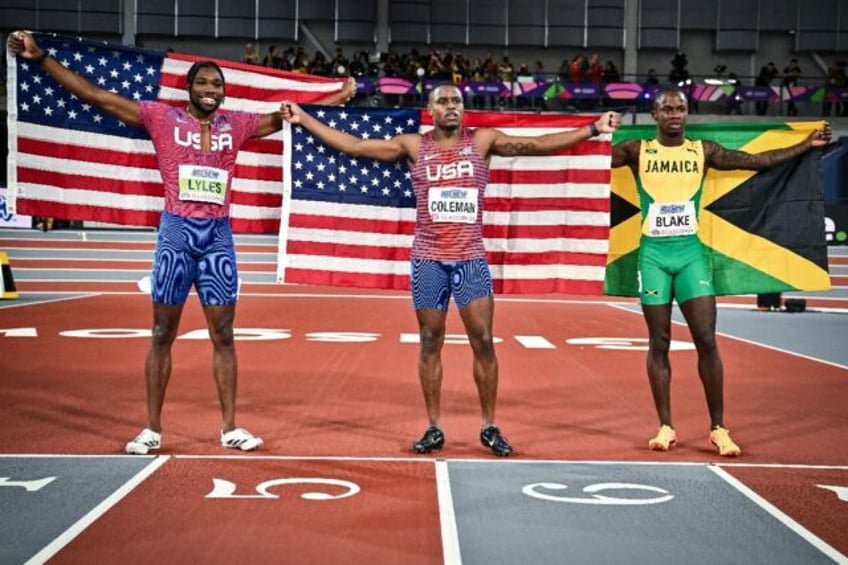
[428,187,478,223]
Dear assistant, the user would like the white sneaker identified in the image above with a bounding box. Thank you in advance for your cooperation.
[221,428,263,451]
[125,428,161,455]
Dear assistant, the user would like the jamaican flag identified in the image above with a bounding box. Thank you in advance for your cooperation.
[605,122,831,297]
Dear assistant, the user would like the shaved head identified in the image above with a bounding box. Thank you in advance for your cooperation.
[428,83,461,102]
[653,87,687,110]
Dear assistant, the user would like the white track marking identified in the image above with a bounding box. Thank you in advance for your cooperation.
[24,456,170,565]
[436,460,463,565]
[708,465,848,564]
[0,293,100,309]
[606,302,848,369]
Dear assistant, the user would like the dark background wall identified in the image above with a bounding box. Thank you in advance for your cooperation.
[1,0,847,82]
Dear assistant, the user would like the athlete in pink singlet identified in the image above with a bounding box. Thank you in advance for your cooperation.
[283,84,621,456]
[139,101,260,219]
[409,127,489,261]
[8,30,357,455]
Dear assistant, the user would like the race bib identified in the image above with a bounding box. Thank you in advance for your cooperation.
[646,200,698,237]
[428,187,478,223]
[178,165,229,205]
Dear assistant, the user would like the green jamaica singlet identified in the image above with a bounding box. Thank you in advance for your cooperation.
[635,139,715,305]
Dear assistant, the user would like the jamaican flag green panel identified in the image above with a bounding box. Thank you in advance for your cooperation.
[605,122,831,297]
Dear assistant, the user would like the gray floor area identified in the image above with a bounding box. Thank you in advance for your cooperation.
[711,307,847,367]
[0,457,161,564]
[447,461,836,565]
[610,302,847,368]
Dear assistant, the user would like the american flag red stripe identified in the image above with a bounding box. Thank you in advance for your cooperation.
[488,169,612,184]
[288,213,417,235]
[482,223,610,239]
[8,34,346,234]
[278,107,612,294]
[484,197,609,212]
[287,241,410,262]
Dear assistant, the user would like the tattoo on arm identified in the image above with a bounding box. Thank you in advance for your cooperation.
[499,140,537,156]
[708,140,811,171]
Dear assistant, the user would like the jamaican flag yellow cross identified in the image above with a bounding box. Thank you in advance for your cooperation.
[604,121,831,297]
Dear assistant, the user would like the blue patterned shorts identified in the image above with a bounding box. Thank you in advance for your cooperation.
[411,258,493,311]
[151,211,238,306]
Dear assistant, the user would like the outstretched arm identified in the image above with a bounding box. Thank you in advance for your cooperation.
[7,31,141,127]
[611,139,641,170]
[482,111,621,158]
[280,101,417,163]
[254,77,358,138]
[314,76,358,106]
[705,123,832,170]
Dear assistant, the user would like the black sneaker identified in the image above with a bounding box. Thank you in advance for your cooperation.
[412,426,445,454]
[480,426,513,457]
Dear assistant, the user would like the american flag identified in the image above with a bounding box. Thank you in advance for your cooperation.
[279,106,612,294]
[6,33,346,234]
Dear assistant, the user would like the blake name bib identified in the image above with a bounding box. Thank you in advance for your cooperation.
[646,200,698,237]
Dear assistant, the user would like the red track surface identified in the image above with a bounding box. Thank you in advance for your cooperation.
[2,292,846,464]
[55,458,443,564]
[1,234,846,563]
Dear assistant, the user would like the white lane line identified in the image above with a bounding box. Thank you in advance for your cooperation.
[435,459,463,565]
[706,332,848,371]
[607,302,848,369]
[24,455,170,565]
[0,293,102,309]
[708,465,848,565]
[5,454,848,470]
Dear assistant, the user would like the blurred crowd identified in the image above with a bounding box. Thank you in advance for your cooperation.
[239,42,848,117]
[241,42,623,87]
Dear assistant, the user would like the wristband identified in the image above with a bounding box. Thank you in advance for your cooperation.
[589,123,600,137]
[34,51,48,64]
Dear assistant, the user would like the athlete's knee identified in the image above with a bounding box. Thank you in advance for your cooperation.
[468,332,495,358]
[209,324,235,348]
[648,332,671,356]
[418,327,444,355]
[692,331,719,355]
[150,322,178,348]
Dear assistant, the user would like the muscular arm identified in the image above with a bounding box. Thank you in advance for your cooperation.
[482,110,619,158]
[312,76,358,106]
[255,111,284,139]
[611,139,640,171]
[704,125,830,170]
[281,101,418,163]
[254,78,358,138]
[8,32,141,127]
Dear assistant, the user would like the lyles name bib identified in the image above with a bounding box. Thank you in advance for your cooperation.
[178,165,229,205]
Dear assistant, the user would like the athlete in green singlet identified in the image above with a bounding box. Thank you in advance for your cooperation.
[611,87,831,456]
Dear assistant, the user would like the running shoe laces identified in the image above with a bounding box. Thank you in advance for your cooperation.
[709,426,741,457]
[220,428,264,451]
[480,425,514,457]
[648,425,677,451]
[412,426,445,454]
[125,428,161,455]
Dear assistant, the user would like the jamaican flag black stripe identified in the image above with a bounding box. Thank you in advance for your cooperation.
[605,122,831,297]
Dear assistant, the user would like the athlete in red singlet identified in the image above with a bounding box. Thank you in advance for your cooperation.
[283,84,620,456]
[8,30,356,454]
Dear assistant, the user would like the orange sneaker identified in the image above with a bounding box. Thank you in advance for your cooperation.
[709,426,741,457]
[648,425,677,451]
